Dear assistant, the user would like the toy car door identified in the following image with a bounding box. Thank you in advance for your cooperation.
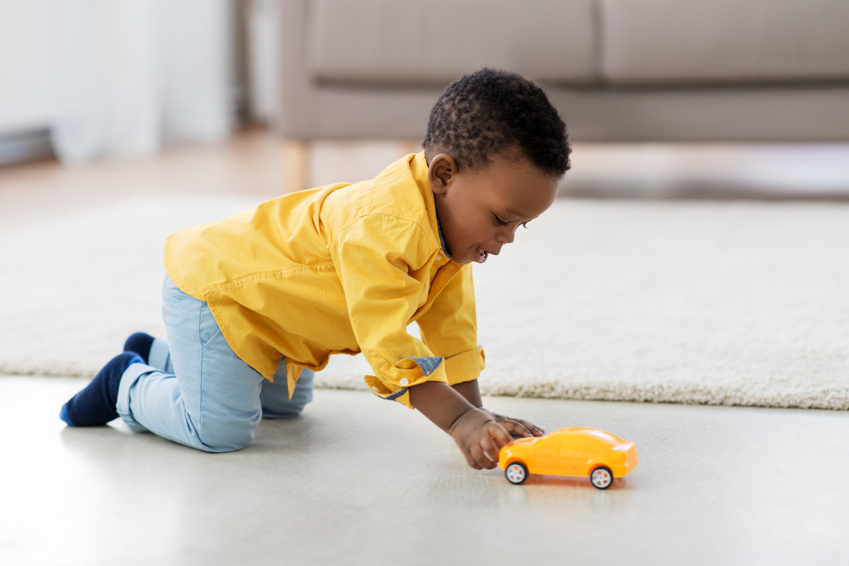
[558,435,588,476]
[528,434,561,475]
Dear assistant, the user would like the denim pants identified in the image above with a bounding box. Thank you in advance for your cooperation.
[116,276,314,452]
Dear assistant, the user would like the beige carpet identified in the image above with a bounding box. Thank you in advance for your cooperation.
[2,195,847,409]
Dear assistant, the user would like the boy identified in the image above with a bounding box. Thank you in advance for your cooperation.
[60,68,571,471]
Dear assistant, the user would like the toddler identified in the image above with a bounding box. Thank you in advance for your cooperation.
[60,68,572,470]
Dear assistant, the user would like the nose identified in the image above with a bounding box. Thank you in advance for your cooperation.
[496,224,517,245]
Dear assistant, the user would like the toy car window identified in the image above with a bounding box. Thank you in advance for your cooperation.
[585,430,617,443]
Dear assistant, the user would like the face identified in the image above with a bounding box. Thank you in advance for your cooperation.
[428,152,559,265]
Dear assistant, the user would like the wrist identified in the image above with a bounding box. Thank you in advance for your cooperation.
[446,406,482,436]
[409,381,476,433]
[447,406,494,439]
[451,379,483,407]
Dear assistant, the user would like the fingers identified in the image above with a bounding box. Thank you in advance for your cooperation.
[487,422,514,448]
[473,423,513,469]
[514,419,545,437]
[498,417,545,438]
[450,410,530,470]
[462,423,511,469]
[466,445,485,469]
[484,409,545,438]
[467,445,495,469]
[501,420,532,438]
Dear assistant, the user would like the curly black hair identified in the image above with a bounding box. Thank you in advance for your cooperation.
[423,68,570,178]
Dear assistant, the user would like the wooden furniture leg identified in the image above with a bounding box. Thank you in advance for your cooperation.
[282,140,309,194]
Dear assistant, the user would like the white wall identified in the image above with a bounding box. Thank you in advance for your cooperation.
[0,0,247,164]
[0,0,55,132]
[245,0,279,123]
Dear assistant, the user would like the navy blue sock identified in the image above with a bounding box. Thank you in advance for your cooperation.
[123,332,155,363]
[60,352,143,427]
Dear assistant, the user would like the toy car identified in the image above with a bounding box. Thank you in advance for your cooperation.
[498,427,638,489]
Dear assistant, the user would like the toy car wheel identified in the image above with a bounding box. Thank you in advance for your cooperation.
[505,462,529,485]
[590,466,614,489]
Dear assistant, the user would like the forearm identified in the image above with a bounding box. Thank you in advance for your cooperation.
[410,379,512,470]
[452,379,483,408]
[410,380,542,471]
[409,380,477,433]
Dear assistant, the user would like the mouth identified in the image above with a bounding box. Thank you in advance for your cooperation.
[475,248,489,264]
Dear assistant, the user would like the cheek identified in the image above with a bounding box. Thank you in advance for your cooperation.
[455,219,488,244]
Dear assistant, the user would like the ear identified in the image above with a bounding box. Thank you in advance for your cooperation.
[427,154,458,196]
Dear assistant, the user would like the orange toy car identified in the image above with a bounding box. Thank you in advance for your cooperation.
[498,427,638,489]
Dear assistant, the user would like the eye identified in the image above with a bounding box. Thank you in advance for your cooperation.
[493,214,509,226]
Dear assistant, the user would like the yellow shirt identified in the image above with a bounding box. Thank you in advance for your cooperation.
[164,152,485,408]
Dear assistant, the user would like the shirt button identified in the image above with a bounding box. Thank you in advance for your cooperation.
[371,386,380,393]
[400,378,409,386]
[435,253,441,261]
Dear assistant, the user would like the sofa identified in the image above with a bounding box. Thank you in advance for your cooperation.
[276,0,849,190]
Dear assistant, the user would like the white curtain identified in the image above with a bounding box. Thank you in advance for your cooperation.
[49,0,234,163]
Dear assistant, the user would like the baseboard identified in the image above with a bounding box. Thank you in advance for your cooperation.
[0,128,54,166]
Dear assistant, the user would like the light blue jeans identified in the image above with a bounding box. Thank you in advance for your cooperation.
[116,276,314,452]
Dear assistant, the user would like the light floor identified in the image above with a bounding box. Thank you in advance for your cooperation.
[2,131,848,565]
[2,376,848,566]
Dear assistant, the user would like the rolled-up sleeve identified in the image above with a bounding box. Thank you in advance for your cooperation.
[416,265,485,386]
[331,213,450,408]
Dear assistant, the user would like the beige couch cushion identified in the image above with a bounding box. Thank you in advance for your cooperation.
[307,0,597,85]
[602,0,849,84]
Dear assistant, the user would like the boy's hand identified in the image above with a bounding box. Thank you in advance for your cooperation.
[482,409,545,438]
[450,380,545,439]
[447,408,514,470]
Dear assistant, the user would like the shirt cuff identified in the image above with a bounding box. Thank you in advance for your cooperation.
[364,355,448,409]
[443,346,486,386]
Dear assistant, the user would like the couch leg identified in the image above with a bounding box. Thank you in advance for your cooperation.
[282,141,309,193]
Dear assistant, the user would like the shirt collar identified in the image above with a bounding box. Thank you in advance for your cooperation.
[410,151,452,260]
[436,215,452,259]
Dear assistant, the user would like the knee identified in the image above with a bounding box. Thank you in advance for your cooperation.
[289,370,315,413]
[263,404,306,419]
[265,386,313,419]
[261,370,314,419]
[261,397,309,419]
[198,433,253,453]
[288,385,314,416]
[195,421,256,453]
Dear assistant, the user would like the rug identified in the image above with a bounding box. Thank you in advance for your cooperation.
[2,195,847,409]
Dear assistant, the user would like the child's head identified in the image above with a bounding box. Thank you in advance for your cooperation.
[423,68,570,177]
[423,68,571,265]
